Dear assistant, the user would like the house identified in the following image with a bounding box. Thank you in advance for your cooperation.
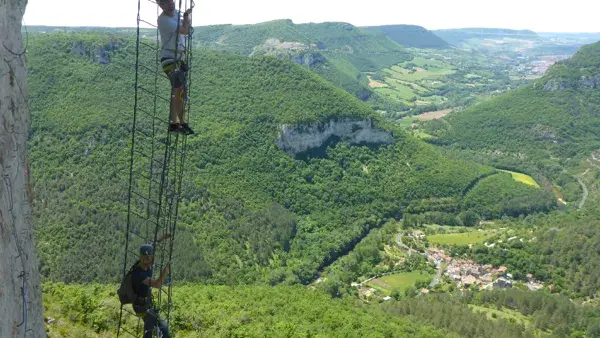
[481,274,493,283]
[493,277,512,289]
[462,275,477,287]
[492,266,508,275]
[468,267,480,277]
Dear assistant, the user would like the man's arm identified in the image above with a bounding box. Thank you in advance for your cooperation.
[158,233,171,243]
[179,9,191,35]
[142,263,170,288]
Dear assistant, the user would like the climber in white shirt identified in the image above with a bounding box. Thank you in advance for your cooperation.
[157,0,194,135]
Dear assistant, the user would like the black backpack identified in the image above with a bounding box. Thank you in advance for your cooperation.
[118,260,139,305]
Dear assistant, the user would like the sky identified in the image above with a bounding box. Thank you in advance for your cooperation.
[22,0,600,33]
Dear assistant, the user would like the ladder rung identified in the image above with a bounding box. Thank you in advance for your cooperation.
[139,63,159,75]
[138,85,171,103]
[139,64,170,81]
[119,326,140,337]
[133,165,179,191]
[139,41,158,51]
[130,210,159,230]
[130,215,159,235]
[137,107,170,126]
[133,171,165,190]
[131,189,160,206]
[134,128,166,146]
[133,148,165,168]
[126,248,141,263]
[128,228,147,241]
[121,306,139,318]
[112,60,136,72]
[135,190,177,214]
[139,19,158,28]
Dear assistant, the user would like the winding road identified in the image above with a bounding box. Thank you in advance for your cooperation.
[577,178,588,210]
[396,232,443,288]
[577,168,590,210]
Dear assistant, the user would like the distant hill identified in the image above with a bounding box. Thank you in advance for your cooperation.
[26,21,414,110]
[432,40,600,179]
[362,24,450,49]
[192,20,412,105]
[433,28,541,46]
[195,19,411,68]
[536,32,600,41]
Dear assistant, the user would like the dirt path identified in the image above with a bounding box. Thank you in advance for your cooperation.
[577,169,590,210]
[429,260,443,288]
[396,232,442,288]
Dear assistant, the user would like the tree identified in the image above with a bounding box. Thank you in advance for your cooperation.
[459,210,480,227]
[0,0,46,337]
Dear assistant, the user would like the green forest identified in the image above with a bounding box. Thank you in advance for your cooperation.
[16,20,600,338]
[27,31,547,288]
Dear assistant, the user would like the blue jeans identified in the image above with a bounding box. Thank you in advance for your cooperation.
[142,308,170,338]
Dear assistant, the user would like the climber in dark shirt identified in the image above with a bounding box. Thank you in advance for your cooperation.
[132,243,171,338]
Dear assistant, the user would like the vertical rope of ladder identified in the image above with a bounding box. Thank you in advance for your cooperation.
[117,0,142,336]
[166,0,194,322]
[146,0,162,241]
[151,0,187,319]
[164,0,195,323]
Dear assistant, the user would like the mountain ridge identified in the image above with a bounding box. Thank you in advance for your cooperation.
[433,27,542,46]
[362,24,451,49]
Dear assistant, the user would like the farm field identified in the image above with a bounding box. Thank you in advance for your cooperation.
[368,271,434,294]
[498,169,540,188]
[371,56,456,106]
[415,108,453,120]
[427,230,494,246]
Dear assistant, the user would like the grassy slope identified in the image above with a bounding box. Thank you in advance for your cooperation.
[42,282,452,338]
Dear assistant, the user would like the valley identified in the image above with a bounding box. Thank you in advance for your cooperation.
[10,15,600,338]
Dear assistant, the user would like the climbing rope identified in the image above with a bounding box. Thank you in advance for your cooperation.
[117,0,193,336]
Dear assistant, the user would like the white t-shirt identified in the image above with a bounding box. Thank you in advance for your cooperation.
[157,10,187,61]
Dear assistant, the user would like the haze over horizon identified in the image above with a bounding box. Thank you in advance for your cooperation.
[22,0,600,33]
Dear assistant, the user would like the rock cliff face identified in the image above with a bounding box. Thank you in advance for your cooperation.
[543,75,600,91]
[1,0,46,337]
[275,118,395,157]
[292,52,325,67]
[251,39,325,68]
[71,40,125,64]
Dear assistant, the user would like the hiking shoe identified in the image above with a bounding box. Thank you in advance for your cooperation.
[181,123,195,135]
[169,123,186,134]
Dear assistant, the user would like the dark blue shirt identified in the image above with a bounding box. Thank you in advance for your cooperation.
[131,265,153,300]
